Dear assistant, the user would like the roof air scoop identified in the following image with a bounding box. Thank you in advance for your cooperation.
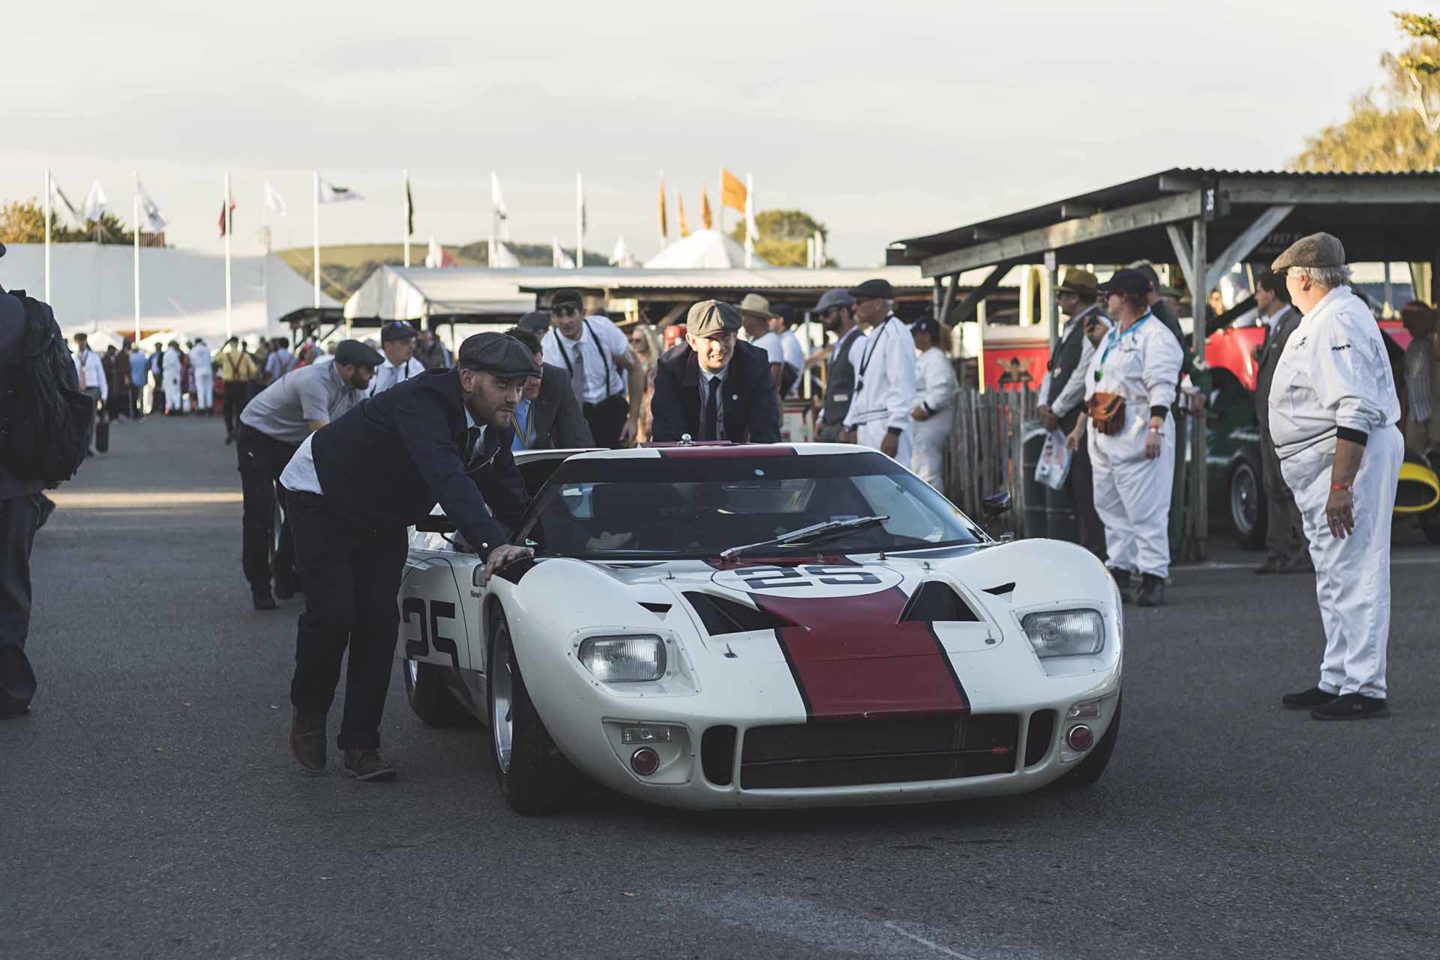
[899,581,981,623]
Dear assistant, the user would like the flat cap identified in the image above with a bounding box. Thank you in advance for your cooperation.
[1056,268,1099,296]
[457,332,541,379]
[1271,232,1346,272]
[737,293,772,319]
[848,278,894,300]
[333,339,385,369]
[815,288,854,313]
[516,310,551,334]
[381,320,418,342]
[1097,268,1151,298]
[686,300,742,338]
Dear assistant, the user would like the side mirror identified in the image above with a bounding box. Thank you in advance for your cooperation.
[981,490,1012,520]
[414,513,456,534]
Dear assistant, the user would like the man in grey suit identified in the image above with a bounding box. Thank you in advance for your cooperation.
[506,328,594,450]
[1252,270,1311,574]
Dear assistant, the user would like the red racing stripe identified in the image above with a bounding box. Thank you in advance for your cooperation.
[748,587,970,721]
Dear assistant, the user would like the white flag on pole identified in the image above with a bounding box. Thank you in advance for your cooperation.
[492,241,521,268]
[744,174,758,245]
[490,172,509,239]
[316,177,363,204]
[609,235,636,267]
[552,236,575,269]
[137,181,168,233]
[50,177,81,226]
[265,181,289,216]
[425,237,447,268]
[82,180,108,222]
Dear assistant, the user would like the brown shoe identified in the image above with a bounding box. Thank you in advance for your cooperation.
[289,709,327,775]
[343,747,397,782]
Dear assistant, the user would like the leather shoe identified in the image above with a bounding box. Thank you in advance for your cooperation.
[1136,573,1165,607]
[273,579,300,601]
[1282,685,1336,709]
[1311,692,1389,721]
[1253,556,1286,575]
[1107,568,1132,604]
[252,589,277,611]
[0,705,31,720]
[343,748,397,782]
[1284,554,1314,574]
[290,709,328,774]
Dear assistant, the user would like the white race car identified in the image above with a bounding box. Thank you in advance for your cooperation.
[400,443,1122,814]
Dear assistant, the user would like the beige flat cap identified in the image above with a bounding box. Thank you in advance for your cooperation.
[1271,232,1346,272]
[686,300,742,338]
[737,292,773,320]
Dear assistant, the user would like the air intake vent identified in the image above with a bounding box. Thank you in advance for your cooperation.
[638,602,671,615]
[1025,710,1056,767]
[898,581,980,623]
[702,725,737,785]
[683,592,792,636]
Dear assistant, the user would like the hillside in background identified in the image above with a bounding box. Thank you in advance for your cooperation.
[276,241,605,301]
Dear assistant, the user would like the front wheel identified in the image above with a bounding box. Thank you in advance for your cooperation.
[486,612,579,815]
[1420,508,1440,545]
[1229,456,1267,550]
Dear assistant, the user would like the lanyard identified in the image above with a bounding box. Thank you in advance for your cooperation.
[1095,312,1151,382]
[859,318,893,379]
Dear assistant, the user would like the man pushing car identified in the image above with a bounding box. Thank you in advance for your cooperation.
[280,332,538,781]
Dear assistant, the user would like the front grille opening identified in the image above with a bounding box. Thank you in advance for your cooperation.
[1025,710,1057,767]
[739,714,1017,789]
[684,592,792,636]
[702,725,738,786]
[899,581,980,622]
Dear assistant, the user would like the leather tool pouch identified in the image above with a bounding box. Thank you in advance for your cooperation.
[1088,391,1126,436]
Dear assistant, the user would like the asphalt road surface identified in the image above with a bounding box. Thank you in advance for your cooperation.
[3,416,1438,960]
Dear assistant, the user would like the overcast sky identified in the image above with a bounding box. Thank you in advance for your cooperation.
[0,0,1405,266]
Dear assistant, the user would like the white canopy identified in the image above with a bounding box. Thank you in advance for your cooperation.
[0,242,336,341]
[644,230,767,269]
[344,266,593,320]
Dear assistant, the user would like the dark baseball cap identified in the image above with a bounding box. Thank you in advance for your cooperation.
[1097,269,1152,298]
[381,321,418,342]
[333,339,384,369]
[911,316,941,337]
[516,310,551,334]
[457,332,541,379]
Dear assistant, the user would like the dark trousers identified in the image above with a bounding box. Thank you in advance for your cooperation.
[0,493,42,714]
[222,381,250,436]
[130,384,145,419]
[1261,434,1307,561]
[287,492,407,749]
[584,393,629,449]
[81,387,103,451]
[237,425,299,592]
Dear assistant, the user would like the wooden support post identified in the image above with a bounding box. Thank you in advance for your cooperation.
[947,261,1015,326]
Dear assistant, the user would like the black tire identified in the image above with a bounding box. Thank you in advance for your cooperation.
[1054,696,1121,791]
[402,659,473,728]
[1420,508,1440,545]
[486,612,579,815]
[1229,455,1267,550]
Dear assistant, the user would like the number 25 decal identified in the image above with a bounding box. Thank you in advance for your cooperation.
[403,596,459,667]
[741,565,882,590]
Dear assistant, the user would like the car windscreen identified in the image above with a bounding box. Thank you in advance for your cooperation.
[514,452,983,559]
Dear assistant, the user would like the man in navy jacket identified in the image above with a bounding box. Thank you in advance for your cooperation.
[280,332,537,781]
[650,300,781,444]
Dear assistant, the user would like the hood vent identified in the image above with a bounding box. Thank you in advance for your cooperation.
[683,592,792,637]
[638,602,671,615]
[899,581,980,623]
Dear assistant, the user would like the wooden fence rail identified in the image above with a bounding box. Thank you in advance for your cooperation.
[940,387,1035,538]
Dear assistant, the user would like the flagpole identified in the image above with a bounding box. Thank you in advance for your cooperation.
[312,170,321,309]
[224,172,233,341]
[657,169,665,256]
[43,169,52,302]
[575,172,584,269]
[402,169,411,269]
[716,167,724,237]
[133,172,141,343]
[744,173,755,269]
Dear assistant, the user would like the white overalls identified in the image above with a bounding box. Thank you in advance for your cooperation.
[1268,286,1402,698]
[1083,313,1184,578]
[911,346,959,489]
[845,316,917,468]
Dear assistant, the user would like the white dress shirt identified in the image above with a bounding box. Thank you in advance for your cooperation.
[369,356,425,396]
[542,316,629,404]
[73,348,107,401]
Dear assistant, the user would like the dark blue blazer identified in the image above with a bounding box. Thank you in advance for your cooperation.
[650,340,781,443]
[311,368,528,557]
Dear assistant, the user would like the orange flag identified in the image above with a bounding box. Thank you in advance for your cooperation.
[678,195,690,237]
[658,177,668,240]
[721,169,747,213]
[701,187,713,229]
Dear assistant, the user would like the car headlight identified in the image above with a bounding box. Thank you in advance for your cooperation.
[578,635,667,682]
[1021,610,1104,658]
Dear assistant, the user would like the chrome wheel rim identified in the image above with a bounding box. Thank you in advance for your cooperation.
[405,658,418,687]
[491,629,514,774]
[1232,464,1258,534]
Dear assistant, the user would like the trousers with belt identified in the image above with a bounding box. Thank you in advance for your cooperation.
[236,425,299,592]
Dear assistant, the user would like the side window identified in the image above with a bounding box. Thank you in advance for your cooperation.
[850,475,945,543]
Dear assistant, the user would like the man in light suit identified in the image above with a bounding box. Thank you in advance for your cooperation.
[506,328,594,450]
[1252,269,1310,574]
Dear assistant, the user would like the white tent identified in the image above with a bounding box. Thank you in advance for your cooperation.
[0,242,336,341]
[644,230,767,269]
[345,266,591,321]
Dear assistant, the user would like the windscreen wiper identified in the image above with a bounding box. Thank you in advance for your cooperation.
[718,515,888,563]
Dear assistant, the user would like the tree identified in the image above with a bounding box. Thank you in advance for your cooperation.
[1293,11,1440,171]
[729,209,834,267]
[0,199,90,244]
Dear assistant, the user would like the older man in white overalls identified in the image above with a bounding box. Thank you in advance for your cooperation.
[1268,233,1403,721]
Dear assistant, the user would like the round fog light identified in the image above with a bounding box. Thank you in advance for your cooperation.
[1066,725,1094,752]
[630,747,660,776]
